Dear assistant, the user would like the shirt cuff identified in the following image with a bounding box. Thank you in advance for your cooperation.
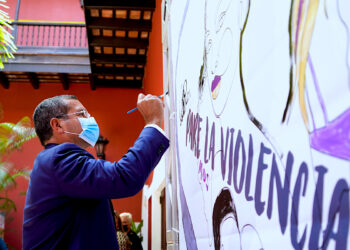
[145,124,167,138]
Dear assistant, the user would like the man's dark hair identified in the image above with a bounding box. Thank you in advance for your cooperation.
[33,95,78,146]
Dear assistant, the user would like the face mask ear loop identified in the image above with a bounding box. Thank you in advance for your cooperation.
[63,131,80,136]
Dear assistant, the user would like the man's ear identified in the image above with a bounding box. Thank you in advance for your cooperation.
[50,118,64,134]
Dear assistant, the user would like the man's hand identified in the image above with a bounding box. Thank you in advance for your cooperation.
[137,93,164,127]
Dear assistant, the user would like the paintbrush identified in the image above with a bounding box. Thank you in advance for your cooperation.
[127,92,168,114]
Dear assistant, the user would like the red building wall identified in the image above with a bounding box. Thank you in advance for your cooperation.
[1,0,164,249]
[8,0,85,22]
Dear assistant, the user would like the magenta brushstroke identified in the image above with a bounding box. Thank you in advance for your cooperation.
[310,107,350,160]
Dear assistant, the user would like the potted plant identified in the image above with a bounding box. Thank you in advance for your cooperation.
[0,115,36,239]
[131,220,143,242]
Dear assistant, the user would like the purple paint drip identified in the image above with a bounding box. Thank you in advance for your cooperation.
[294,0,304,58]
[211,75,221,92]
[308,56,329,124]
[310,108,350,160]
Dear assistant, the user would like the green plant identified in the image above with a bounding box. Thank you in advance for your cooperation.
[0,116,36,216]
[0,0,17,69]
[131,220,143,242]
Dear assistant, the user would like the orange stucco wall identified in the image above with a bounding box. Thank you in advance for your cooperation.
[1,0,164,248]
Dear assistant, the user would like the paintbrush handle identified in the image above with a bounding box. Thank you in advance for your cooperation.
[127,93,166,114]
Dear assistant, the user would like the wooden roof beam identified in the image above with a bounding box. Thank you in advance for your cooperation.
[90,37,149,48]
[59,73,69,90]
[84,0,155,9]
[27,73,39,89]
[89,73,96,90]
[87,19,152,31]
[94,78,143,88]
[91,66,144,75]
[0,72,9,89]
[92,54,146,65]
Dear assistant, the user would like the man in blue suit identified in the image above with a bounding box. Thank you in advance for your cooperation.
[23,94,169,249]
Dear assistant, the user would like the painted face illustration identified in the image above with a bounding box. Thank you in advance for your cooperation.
[206,0,248,117]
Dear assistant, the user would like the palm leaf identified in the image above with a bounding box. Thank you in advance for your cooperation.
[0,164,17,191]
[131,221,137,232]
[0,163,28,188]
[11,169,30,180]
[136,220,143,232]
[0,0,17,69]
[131,220,143,241]
[0,116,37,157]
[0,104,35,222]
[0,163,29,214]
[0,197,16,212]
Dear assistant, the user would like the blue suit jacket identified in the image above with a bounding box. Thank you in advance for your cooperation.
[23,127,169,249]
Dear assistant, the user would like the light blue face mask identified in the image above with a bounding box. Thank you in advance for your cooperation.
[64,117,99,147]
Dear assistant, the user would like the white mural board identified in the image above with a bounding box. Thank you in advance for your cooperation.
[164,0,350,249]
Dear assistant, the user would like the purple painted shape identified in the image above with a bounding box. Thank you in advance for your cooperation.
[310,107,350,160]
[308,56,329,124]
[211,75,221,92]
[294,0,304,58]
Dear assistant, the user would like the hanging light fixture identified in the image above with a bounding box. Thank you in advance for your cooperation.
[95,135,109,160]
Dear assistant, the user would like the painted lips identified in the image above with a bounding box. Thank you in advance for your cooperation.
[211,75,221,99]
